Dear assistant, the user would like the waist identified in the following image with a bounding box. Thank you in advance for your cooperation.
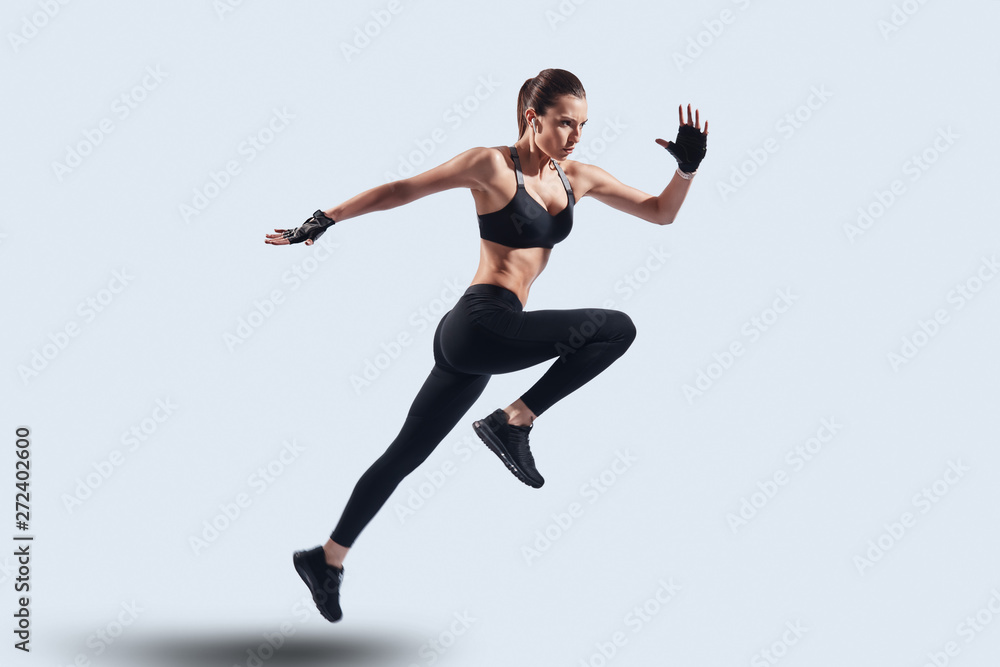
[463,283,524,311]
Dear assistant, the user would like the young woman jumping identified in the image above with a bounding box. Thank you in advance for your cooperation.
[264,68,707,622]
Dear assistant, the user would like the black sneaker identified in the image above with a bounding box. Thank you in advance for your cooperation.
[473,408,544,488]
[293,546,344,622]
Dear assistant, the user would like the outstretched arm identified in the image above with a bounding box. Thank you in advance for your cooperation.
[265,147,493,245]
[578,104,707,226]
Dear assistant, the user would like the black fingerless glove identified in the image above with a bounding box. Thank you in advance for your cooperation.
[664,125,707,173]
[282,210,336,244]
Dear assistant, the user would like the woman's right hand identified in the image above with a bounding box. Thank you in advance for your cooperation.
[264,210,336,246]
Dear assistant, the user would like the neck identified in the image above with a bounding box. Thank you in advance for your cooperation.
[514,136,556,176]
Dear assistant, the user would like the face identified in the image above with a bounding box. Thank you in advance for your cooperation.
[531,94,588,158]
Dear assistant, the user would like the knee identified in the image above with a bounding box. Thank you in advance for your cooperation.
[606,310,637,347]
[604,310,636,352]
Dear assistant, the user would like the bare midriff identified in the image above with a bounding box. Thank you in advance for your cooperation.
[469,240,551,309]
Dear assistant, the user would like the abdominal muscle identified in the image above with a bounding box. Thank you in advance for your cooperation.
[470,240,550,309]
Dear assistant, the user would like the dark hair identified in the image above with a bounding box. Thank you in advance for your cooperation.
[516,68,586,139]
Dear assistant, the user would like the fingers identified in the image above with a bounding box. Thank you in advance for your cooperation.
[676,103,707,132]
[678,103,694,127]
[265,230,290,245]
[265,229,290,245]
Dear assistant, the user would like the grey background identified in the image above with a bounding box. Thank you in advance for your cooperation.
[3,0,999,665]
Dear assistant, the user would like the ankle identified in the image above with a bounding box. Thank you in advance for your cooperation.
[323,542,346,569]
[503,410,532,427]
[508,417,532,427]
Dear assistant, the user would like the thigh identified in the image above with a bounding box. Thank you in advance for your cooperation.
[438,299,624,375]
[486,306,624,371]
[379,360,489,469]
[405,361,490,423]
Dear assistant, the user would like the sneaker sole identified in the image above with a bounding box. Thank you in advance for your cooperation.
[472,418,544,488]
[292,551,342,622]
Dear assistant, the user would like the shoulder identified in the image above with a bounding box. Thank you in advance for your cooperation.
[439,145,506,168]
[556,157,598,179]
[459,146,510,179]
[464,145,508,162]
[553,158,603,198]
[479,145,510,168]
[462,146,513,177]
[466,146,514,189]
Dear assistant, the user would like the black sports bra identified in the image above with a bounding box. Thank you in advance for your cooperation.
[477,145,574,249]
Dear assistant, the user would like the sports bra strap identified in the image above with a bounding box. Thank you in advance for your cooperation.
[508,146,525,188]
[552,160,574,197]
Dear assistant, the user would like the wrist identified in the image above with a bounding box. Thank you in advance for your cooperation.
[675,167,696,180]
[315,209,337,226]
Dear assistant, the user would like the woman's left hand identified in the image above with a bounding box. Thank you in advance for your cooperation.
[655,104,708,173]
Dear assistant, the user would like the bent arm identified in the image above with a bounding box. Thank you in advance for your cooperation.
[321,147,492,223]
[579,162,694,226]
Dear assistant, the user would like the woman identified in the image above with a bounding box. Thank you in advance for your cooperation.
[264,68,707,622]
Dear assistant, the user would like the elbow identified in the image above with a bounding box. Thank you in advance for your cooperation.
[654,202,676,226]
[387,180,406,205]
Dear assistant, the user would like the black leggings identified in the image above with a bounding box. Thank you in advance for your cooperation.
[329,283,637,547]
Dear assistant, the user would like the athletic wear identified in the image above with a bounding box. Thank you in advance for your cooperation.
[329,283,636,547]
[293,546,345,622]
[282,210,336,244]
[664,125,707,173]
[473,408,544,488]
[477,146,574,249]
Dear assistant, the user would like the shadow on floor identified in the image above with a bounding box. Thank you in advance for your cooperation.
[94,628,418,667]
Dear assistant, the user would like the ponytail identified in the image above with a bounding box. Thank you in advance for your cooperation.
[516,69,586,139]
